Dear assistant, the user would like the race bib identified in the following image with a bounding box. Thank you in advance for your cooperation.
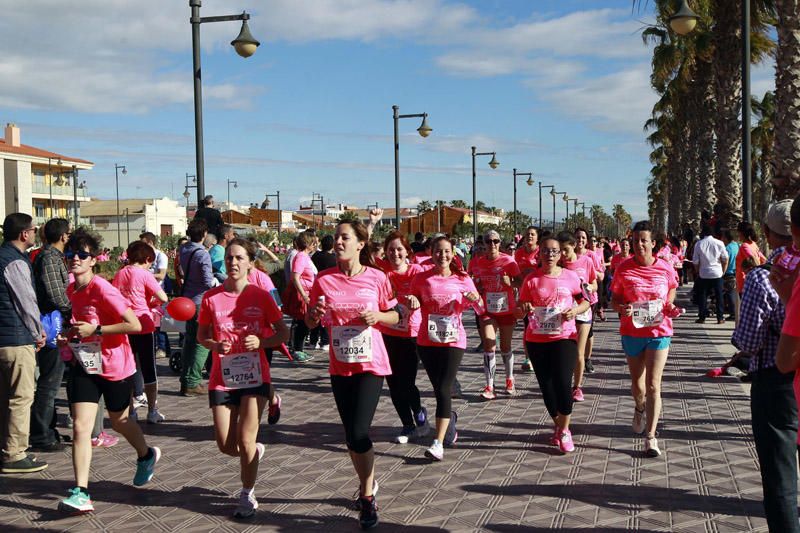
[486,291,510,314]
[428,314,459,344]
[388,303,410,332]
[332,325,373,363]
[576,306,592,322]
[531,307,563,335]
[221,351,263,389]
[74,341,103,375]
[632,300,664,329]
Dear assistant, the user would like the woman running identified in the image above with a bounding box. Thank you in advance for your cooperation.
[516,234,590,453]
[306,220,400,530]
[58,230,160,514]
[378,232,430,444]
[197,238,289,518]
[577,228,602,374]
[289,231,317,363]
[610,221,679,457]
[558,231,597,402]
[514,226,540,373]
[112,241,168,423]
[469,229,522,398]
[410,235,481,461]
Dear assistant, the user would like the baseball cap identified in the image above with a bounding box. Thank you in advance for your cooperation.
[765,199,793,237]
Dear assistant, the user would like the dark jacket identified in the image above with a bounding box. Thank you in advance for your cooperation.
[33,245,71,319]
[0,242,41,347]
[194,207,223,238]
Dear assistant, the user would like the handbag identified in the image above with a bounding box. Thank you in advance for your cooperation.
[281,282,307,320]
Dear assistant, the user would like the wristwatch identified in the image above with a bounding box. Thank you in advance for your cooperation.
[94,325,102,336]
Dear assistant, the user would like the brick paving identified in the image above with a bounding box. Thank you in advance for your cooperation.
[0,287,772,532]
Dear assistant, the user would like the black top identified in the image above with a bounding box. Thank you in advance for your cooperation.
[194,207,224,238]
[312,250,337,272]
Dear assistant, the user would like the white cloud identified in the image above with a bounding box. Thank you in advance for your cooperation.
[401,196,424,208]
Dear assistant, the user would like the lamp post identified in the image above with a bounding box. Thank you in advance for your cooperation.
[190,0,260,206]
[669,0,751,222]
[226,179,238,216]
[115,164,127,247]
[183,173,197,219]
[124,208,131,244]
[552,190,568,230]
[570,198,579,226]
[72,165,85,229]
[578,202,586,219]
[393,105,431,229]
[471,146,499,244]
[512,169,534,238]
[539,184,555,233]
[263,191,281,237]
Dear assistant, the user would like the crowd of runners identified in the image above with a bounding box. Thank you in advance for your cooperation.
[2,192,800,531]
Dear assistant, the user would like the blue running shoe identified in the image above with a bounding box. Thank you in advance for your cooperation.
[59,487,93,514]
[133,447,161,487]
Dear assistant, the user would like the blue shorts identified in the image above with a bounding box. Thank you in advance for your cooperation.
[621,335,671,357]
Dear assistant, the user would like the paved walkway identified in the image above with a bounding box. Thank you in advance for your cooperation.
[0,288,771,532]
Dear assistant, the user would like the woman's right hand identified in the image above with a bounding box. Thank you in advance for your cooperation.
[406,295,421,310]
[310,300,327,322]
[616,303,633,317]
[217,339,232,354]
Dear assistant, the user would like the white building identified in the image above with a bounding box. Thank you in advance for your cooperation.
[0,123,93,224]
[81,197,187,249]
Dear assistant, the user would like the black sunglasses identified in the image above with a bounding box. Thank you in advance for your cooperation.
[488,239,501,245]
[65,250,94,260]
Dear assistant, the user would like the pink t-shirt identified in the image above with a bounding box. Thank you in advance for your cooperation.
[198,284,283,391]
[518,268,584,343]
[67,275,136,381]
[248,268,276,292]
[468,254,521,316]
[563,253,598,304]
[611,257,679,338]
[112,265,162,334]
[377,263,424,338]
[781,275,800,337]
[309,267,397,377]
[292,252,316,291]
[514,246,540,276]
[610,253,631,274]
[411,269,478,349]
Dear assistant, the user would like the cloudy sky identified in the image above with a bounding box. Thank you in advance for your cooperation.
[0,0,776,223]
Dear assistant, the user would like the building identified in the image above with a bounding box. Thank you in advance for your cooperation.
[81,197,187,248]
[399,206,503,236]
[0,123,93,224]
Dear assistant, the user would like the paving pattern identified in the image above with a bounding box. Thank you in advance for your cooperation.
[0,287,773,532]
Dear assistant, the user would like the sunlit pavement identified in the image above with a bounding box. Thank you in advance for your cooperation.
[0,287,768,532]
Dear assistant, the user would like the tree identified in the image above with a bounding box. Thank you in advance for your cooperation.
[337,210,360,224]
[416,200,433,214]
[502,210,533,237]
[752,91,776,223]
[612,204,633,238]
[450,199,468,209]
[772,0,800,199]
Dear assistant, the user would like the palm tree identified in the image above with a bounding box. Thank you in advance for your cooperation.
[416,200,433,214]
[752,91,776,222]
[772,0,800,199]
[450,199,468,209]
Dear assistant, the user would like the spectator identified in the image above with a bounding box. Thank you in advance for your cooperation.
[692,225,729,324]
[0,213,47,474]
[29,218,72,453]
[721,229,740,321]
[209,225,234,282]
[178,219,214,396]
[193,195,223,239]
[736,221,765,294]
[735,199,797,532]
[312,235,336,272]
[410,232,425,254]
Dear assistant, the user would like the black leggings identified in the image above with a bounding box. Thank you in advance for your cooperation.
[330,373,384,453]
[383,334,422,427]
[292,319,309,351]
[417,345,464,419]
[129,333,157,385]
[526,340,578,418]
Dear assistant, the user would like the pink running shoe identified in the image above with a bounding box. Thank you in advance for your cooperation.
[572,387,585,402]
[558,429,575,453]
[91,431,119,448]
[480,386,496,400]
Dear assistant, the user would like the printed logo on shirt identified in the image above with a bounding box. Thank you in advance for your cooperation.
[243,306,263,319]
[356,288,377,299]
[327,290,346,296]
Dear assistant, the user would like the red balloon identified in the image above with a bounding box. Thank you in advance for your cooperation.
[166,297,196,321]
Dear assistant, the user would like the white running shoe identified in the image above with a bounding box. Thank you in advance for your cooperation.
[425,440,444,461]
[132,394,148,410]
[632,407,646,434]
[645,436,661,457]
[147,408,166,424]
[233,490,258,519]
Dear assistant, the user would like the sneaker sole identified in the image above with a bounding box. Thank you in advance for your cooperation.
[645,449,661,458]
[394,436,410,444]
[1,464,48,474]
[424,450,443,461]
[58,502,94,514]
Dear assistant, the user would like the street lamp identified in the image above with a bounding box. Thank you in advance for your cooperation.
[226,179,238,213]
[471,146,499,244]
[512,169,534,238]
[190,0,259,206]
[183,173,197,218]
[263,191,281,237]
[670,0,751,222]
[539,184,555,233]
[115,164,127,248]
[552,190,568,230]
[393,105,431,229]
[72,165,85,229]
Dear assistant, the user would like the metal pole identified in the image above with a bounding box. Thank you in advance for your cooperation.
[48,158,53,219]
[471,146,477,245]
[437,201,441,233]
[72,167,78,228]
[742,0,752,222]
[115,165,121,247]
[393,105,400,230]
[538,183,542,230]
[552,194,556,234]
[513,169,518,237]
[277,190,281,238]
[190,0,205,205]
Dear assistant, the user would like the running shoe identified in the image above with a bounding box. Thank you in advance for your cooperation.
[319,344,330,352]
[394,425,416,444]
[358,495,379,530]
[147,408,166,424]
[521,358,534,373]
[505,378,516,395]
[572,387,585,402]
[59,487,93,514]
[585,359,595,374]
[0,454,48,474]
[549,425,560,446]
[444,412,458,446]
[293,351,313,363]
[155,348,167,359]
[717,318,726,325]
[133,447,161,487]
[267,394,282,425]
[353,480,379,510]
[632,407,646,435]
[425,440,444,461]
[480,386,496,400]
[233,490,258,519]
[558,429,575,453]
[726,366,746,378]
[91,431,119,448]
[132,394,148,410]
[414,406,430,438]
[645,436,661,457]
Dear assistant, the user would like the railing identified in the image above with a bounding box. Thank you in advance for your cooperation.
[31,181,89,198]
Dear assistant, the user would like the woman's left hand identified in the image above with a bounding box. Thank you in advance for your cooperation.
[360,310,380,326]
[243,334,261,351]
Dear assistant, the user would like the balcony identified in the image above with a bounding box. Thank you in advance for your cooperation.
[31,181,90,200]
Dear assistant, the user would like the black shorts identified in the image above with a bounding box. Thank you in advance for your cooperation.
[66,365,133,413]
[208,383,270,407]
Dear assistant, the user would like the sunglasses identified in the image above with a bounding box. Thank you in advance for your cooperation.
[541,249,561,257]
[488,239,501,245]
[65,250,94,260]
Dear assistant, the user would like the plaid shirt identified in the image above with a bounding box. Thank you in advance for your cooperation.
[731,248,785,372]
[33,244,71,319]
